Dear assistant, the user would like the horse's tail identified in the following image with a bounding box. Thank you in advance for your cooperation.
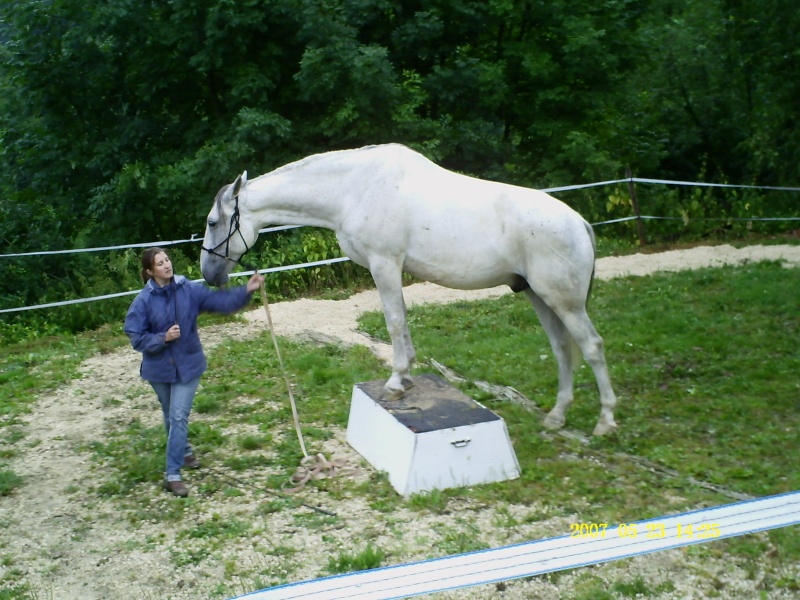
[583,219,597,306]
[570,220,597,371]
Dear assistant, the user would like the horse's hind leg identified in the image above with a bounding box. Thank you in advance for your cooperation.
[558,309,618,436]
[523,290,576,430]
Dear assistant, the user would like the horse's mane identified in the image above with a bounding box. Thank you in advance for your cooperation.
[214,183,231,212]
[251,145,392,182]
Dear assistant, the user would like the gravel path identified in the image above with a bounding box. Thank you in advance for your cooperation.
[2,243,799,600]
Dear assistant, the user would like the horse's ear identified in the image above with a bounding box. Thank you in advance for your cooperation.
[231,171,247,198]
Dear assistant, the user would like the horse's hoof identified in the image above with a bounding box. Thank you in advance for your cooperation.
[383,386,405,401]
[543,412,565,430]
[592,419,617,436]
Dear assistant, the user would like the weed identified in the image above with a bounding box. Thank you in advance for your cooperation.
[223,455,272,471]
[571,573,616,600]
[194,395,224,414]
[182,514,250,541]
[493,506,520,529]
[433,520,487,555]
[360,473,400,513]
[170,546,212,567]
[88,420,165,494]
[326,544,385,574]
[189,422,228,450]
[656,580,676,593]
[291,512,338,531]
[0,470,23,497]
[255,498,295,515]
[612,575,653,596]
[236,434,271,451]
[407,488,450,513]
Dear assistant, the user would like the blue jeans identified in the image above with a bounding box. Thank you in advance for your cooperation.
[150,378,200,482]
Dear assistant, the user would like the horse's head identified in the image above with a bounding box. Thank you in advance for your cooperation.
[200,171,259,286]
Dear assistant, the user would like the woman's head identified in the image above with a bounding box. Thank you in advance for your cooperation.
[140,247,172,284]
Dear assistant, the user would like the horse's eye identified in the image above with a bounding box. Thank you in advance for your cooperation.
[208,219,217,229]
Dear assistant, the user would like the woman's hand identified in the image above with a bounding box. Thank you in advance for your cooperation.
[246,273,265,293]
[165,323,181,342]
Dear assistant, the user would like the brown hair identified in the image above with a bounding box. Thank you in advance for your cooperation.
[140,247,167,283]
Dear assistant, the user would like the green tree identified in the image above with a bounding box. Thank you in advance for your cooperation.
[1,0,798,334]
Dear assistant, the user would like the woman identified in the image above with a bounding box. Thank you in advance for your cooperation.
[124,247,264,497]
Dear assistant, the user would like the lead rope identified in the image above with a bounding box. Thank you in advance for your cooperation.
[258,280,351,493]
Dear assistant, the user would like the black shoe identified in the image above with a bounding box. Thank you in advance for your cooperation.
[164,480,189,497]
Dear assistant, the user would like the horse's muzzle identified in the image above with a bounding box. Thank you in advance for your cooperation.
[203,269,230,287]
[200,256,231,287]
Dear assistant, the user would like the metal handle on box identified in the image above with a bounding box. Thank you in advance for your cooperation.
[450,439,471,448]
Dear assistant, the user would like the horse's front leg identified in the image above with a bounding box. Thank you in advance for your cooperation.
[400,296,416,373]
[369,259,415,396]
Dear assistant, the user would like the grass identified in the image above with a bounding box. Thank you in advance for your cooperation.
[0,471,23,497]
[359,260,800,500]
[325,544,385,574]
[1,254,799,598]
[433,520,489,555]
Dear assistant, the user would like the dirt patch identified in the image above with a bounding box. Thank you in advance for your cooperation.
[2,244,799,599]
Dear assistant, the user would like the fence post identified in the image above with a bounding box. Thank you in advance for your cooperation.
[626,169,647,246]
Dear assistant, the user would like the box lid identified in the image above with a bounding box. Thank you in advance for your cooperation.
[356,374,500,433]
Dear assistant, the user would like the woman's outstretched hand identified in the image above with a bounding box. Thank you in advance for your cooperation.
[246,273,265,293]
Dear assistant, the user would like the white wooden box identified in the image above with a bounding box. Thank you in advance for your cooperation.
[346,374,520,497]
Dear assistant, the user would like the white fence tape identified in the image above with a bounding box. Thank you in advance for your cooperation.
[591,215,800,226]
[0,290,142,313]
[0,235,201,258]
[540,178,629,193]
[2,176,798,261]
[0,256,351,314]
[2,175,799,314]
[630,177,800,192]
[234,490,800,600]
[0,225,300,259]
[542,177,800,193]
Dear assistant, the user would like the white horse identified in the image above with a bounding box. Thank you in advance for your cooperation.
[201,143,617,435]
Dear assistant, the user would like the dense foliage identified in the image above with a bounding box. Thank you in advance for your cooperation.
[1,0,798,338]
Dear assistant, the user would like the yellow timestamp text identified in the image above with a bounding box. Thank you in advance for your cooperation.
[571,522,722,539]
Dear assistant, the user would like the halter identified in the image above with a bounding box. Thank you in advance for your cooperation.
[201,188,257,271]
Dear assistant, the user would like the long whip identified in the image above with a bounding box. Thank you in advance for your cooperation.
[258,280,352,492]
[259,280,308,457]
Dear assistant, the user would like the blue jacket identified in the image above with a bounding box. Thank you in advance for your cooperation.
[124,275,253,383]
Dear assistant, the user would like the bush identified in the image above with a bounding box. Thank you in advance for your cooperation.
[251,228,373,300]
